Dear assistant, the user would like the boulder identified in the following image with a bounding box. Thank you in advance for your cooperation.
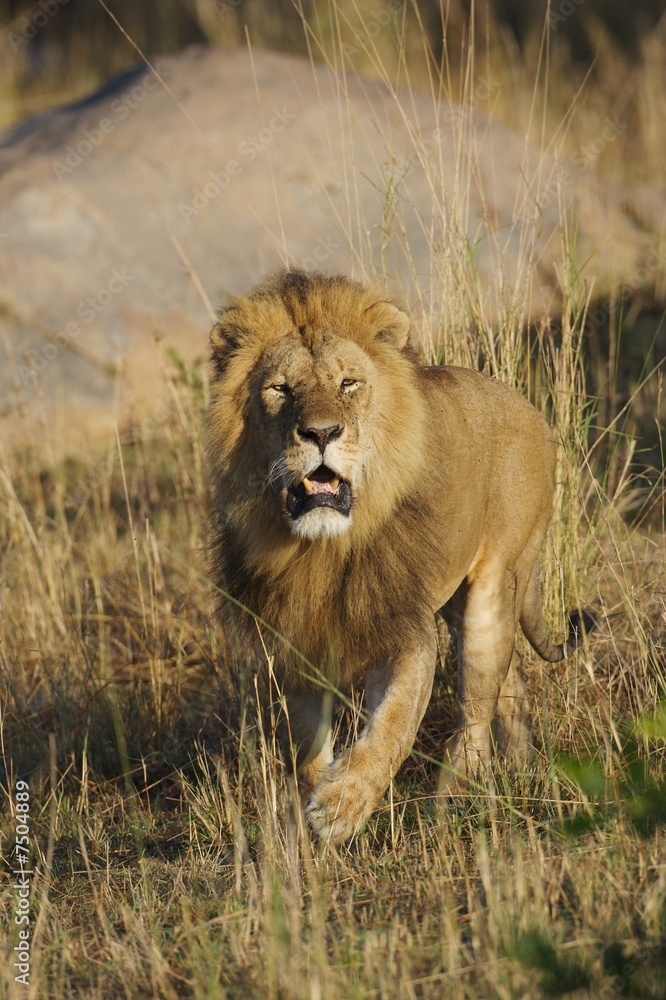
[0,46,659,445]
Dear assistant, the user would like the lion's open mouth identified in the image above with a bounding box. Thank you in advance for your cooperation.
[286,465,352,519]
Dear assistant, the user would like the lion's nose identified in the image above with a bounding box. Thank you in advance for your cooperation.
[297,423,344,451]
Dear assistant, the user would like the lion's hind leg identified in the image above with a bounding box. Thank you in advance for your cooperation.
[494,648,531,765]
[440,567,518,791]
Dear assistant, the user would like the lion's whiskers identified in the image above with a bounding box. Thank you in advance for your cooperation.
[265,458,299,491]
[264,458,286,490]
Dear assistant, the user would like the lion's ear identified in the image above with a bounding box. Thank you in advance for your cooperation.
[363,301,411,351]
[210,309,242,376]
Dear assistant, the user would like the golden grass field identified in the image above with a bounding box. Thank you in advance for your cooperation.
[1,3,665,997]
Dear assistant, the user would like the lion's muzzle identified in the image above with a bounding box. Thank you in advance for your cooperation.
[286,464,352,519]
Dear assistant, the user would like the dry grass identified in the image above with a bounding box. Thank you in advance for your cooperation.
[0,364,664,997]
[0,330,665,998]
[1,3,665,998]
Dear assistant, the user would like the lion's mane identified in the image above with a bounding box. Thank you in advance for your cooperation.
[206,271,446,686]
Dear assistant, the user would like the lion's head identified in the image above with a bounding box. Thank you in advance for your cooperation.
[207,270,427,548]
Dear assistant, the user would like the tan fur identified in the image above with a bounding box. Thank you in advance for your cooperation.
[206,270,577,842]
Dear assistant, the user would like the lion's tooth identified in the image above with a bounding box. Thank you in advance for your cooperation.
[303,476,314,493]
[330,477,340,490]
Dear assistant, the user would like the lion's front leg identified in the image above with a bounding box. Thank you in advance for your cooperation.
[283,687,333,797]
[306,633,436,843]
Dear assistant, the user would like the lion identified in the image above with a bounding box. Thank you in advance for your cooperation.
[206,269,592,843]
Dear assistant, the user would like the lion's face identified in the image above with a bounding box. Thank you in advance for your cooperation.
[257,331,378,540]
[208,270,426,548]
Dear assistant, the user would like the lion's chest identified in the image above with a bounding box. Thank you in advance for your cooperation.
[241,534,435,686]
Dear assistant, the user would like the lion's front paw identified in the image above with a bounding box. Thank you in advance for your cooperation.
[305,752,380,843]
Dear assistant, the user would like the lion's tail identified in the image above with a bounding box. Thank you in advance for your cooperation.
[520,562,596,663]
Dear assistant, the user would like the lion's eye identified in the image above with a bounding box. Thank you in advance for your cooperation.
[266,383,290,395]
[341,378,358,391]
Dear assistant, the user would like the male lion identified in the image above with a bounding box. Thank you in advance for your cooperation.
[206,269,590,842]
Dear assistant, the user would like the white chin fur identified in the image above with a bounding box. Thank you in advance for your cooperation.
[289,508,352,541]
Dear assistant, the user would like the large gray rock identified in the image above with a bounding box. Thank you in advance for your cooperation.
[0,46,660,445]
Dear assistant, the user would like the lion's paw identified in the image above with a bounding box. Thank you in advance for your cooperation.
[305,756,378,843]
[439,732,496,798]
